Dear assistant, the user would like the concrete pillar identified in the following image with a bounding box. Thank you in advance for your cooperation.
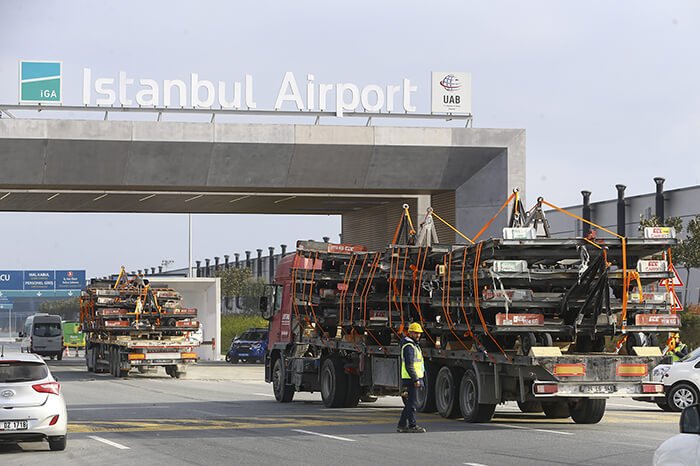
[205,258,211,277]
[245,251,251,269]
[616,184,626,237]
[195,260,201,278]
[214,256,220,273]
[654,177,665,222]
[268,247,275,282]
[581,190,592,237]
[234,253,240,268]
[256,249,263,278]
[224,255,230,269]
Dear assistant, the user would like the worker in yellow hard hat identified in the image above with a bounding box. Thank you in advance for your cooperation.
[670,333,688,362]
[397,322,426,433]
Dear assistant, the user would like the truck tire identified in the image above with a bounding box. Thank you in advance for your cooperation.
[344,373,362,408]
[459,369,496,423]
[166,365,180,378]
[86,346,94,372]
[667,383,699,412]
[542,401,570,419]
[517,401,543,413]
[272,358,294,403]
[435,366,462,418]
[416,362,437,413]
[321,356,348,408]
[570,398,606,424]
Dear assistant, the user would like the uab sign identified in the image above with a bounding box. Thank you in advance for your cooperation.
[19,60,62,104]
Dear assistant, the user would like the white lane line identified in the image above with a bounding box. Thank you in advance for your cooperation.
[70,406,170,411]
[464,463,490,466]
[495,423,573,436]
[252,392,276,397]
[88,435,130,450]
[291,429,356,442]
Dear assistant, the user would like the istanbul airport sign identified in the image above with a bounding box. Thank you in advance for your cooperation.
[18,60,472,117]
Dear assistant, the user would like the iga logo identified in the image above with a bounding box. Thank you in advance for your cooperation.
[19,60,62,104]
[439,74,462,91]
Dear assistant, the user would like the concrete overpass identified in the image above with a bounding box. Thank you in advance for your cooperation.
[0,118,525,248]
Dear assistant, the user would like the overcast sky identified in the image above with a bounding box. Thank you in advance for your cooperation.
[1,1,699,278]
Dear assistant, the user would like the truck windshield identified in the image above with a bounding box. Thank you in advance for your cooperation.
[0,361,48,382]
[33,323,62,337]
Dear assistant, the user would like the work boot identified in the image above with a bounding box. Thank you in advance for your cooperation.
[396,425,409,433]
[407,425,426,433]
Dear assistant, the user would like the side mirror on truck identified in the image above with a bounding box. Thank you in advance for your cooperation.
[259,296,269,319]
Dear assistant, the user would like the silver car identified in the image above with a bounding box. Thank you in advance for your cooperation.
[0,351,68,451]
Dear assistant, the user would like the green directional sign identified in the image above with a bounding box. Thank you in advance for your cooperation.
[19,60,62,104]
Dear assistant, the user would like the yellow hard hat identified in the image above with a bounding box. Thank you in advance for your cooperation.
[408,322,424,333]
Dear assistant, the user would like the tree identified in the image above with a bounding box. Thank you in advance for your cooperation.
[39,298,80,321]
[216,268,268,315]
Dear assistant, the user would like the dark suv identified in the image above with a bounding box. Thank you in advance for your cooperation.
[226,328,268,364]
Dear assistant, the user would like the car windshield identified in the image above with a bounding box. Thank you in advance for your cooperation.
[681,347,700,363]
[33,322,62,337]
[0,361,48,382]
[240,331,266,341]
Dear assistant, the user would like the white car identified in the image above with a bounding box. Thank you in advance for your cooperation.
[0,351,68,451]
[652,347,700,412]
[654,405,700,466]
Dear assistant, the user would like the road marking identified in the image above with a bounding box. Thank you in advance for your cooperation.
[292,428,355,442]
[495,423,573,436]
[88,435,130,450]
[70,406,171,411]
[464,463,490,466]
[252,392,276,397]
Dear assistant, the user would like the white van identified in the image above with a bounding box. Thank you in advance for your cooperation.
[20,314,64,360]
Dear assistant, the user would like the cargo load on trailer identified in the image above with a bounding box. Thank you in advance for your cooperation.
[262,193,678,424]
[80,267,200,378]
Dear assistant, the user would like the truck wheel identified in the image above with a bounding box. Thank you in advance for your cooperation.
[517,401,543,413]
[166,366,181,378]
[344,373,362,408]
[57,351,63,361]
[435,366,462,418]
[416,362,437,413]
[272,358,294,403]
[570,398,606,424]
[86,347,94,372]
[542,401,570,418]
[459,369,496,423]
[667,383,699,412]
[656,401,674,412]
[320,356,348,408]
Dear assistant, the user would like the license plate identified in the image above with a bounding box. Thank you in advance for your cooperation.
[1,420,28,431]
[580,385,615,394]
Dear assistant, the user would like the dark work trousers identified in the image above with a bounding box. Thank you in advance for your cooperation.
[399,380,418,427]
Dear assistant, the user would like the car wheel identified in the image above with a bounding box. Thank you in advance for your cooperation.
[225,354,231,363]
[48,435,67,451]
[667,383,699,412]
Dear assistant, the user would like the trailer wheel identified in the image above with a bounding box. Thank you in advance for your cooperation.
[320,356,348,408]
[344,373,362,408]
[165,365,181,378]
[416,362,437,413]
[459,369,496,423]
[435,366,462,418]
[542,401,570,418]
[570,398,606,424]
[272,358,294,402]
[517,401,543,413]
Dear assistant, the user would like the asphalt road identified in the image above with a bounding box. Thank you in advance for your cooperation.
[0,351,681,466]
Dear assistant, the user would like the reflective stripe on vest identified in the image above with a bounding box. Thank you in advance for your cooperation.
[401,342,425,379]
[672,343,687,362]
